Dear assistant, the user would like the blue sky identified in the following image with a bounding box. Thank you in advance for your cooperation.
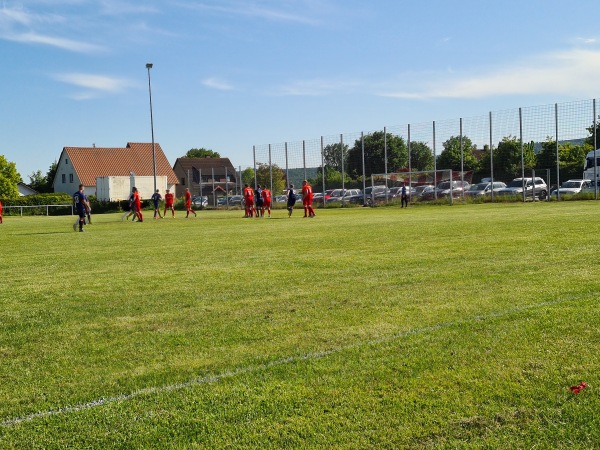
[1,0,600,180]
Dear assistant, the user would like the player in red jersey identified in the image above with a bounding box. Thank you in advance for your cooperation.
[301,180,315,218]
[0,199,3,224]
[243,184,255,217]
[261,187,272,218]
[184,188,197,218]
[132,187,143,222]
[163,189,175,218]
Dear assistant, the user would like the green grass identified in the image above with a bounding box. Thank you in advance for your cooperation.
[0,203,599,448]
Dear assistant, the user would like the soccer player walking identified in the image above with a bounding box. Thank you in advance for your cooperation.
[301,180,315,218]
[0,199,3,224]
[184,188,197,218]
[261,186,272,218]
[286,184,296,217]
[163,189,175,218]
[151,189,163,219]
[132,187,143,222]
[73,184,90,232]
[243,184,255,218]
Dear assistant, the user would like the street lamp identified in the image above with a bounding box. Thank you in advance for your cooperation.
[146,63,157,192]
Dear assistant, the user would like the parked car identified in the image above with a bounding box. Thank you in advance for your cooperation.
[192,196,208,208]
[422,180,470,200]
[217,195,243,206]
[389,186,416,198]
[464,181,507,198]
[551,179,592,197]
[347,186,390,205]
[496,177,548,200]
[414,185,434,199]
[326,189,361,203]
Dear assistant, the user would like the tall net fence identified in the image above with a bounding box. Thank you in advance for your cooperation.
[250,98,600,205]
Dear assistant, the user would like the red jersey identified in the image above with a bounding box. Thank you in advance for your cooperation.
[185,191,191,205]
[0,200,3,213]
[261,189,271,203]
[243,187,254,200]
[165,192,174,206]
[133,191,142,210]
[302,184,313,203]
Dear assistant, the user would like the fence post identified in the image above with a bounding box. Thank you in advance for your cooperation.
[408,124,412,202]
[303,140,307,181]
[340,134,345,199]
[460,117,464,202]
[384,127,388,203]
[361,131,365,206]
[594,99,598,200]
[285,142,289,190]
[519,107,526,202]
[253,145,257,190]
[555,103,560,201]
[269,144,273,194]
[489,111,494,202]
[433,121,437,199]
[321,136,325,204]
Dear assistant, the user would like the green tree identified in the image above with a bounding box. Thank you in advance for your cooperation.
[310,166,353,189]
[322,143,347,172]
[536,138,590,181]
[28,161,58,193]
[585,117,600,148]
[28,170,47,193]
[494,136,535,179]
[255,163,286,195]
[408,141,434,171]
[184,148,221,158]
[241,167,254,186]
[346,131,407,178]
[0,155,22,199]
[437,136,480,173]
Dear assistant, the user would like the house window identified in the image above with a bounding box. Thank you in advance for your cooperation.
[181,177,185,186]
[69,174,74,183]
[62,174,66,183]
[65,159,69,165]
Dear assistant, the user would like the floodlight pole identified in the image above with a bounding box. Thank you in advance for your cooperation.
[146,63,157,192]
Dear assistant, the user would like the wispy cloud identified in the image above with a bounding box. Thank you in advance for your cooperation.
[176,0,324,25]
[202,77,236,91]
[274,78,361,96]
[54,73,136,94]
[379,48,600,100]
[5,32,106,53]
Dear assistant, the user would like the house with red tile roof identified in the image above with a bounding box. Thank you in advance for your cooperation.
[172,157,238,198]
[53,142,178,198]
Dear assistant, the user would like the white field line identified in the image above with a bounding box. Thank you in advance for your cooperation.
[0,294,588,428]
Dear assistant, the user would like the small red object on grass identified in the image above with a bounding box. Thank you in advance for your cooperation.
[569,382,588,394]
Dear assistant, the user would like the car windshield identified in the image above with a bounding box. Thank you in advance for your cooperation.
[437,182,451,189]
[470,183,488,191]
[507,180,525,188]
[562,181,582,188]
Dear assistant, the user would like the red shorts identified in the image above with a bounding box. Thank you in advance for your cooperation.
[263,200,271,209]
[303,199,312,206]
[245,198,254,207]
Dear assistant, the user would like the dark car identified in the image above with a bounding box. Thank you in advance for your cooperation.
[421,181,469,200]
[347,186,390,205]
[192,196,208,208]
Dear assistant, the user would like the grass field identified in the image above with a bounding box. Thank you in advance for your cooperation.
[0,203,599,448]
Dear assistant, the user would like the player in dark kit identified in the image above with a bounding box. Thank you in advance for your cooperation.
[151,189,163,219]
[73,184,90,232]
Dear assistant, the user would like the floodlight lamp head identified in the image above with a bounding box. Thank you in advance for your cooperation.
[146,63,153,69]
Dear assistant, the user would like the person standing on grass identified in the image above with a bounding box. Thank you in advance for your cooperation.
[255,184,264,218]
[163,189,175,218]
[301,180,315,218]
[121,190,138,221]
[184,188,197,218]
[243,184,254,218]
[0,199,3,224]
[401,184,408,208]
[261,186,272,218]
[132,187,143,222]
[151,189,163,219]
[287,183,296,217]
[73,184,90,232]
